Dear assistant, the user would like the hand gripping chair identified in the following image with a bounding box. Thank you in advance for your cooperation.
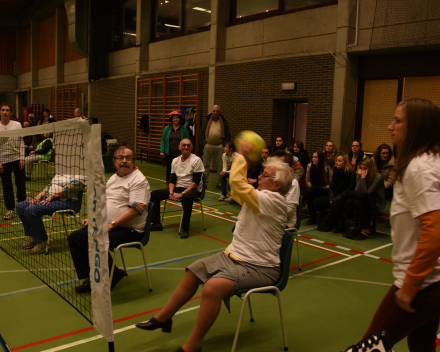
[45,190,84,254]
[109,202,154,293]
[286,195,303,271]
[231,230,295,352]
[161,174,207,234]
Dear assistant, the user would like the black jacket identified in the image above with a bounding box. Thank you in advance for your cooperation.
[199,113,231,153]
[328,168,356,201]
[347,150,366,171]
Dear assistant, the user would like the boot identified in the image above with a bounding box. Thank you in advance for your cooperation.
[332,221,346,233]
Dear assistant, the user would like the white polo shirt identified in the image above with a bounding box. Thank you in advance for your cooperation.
[171,153,205,192]
[0,120,25,163]
[106,168,150,233]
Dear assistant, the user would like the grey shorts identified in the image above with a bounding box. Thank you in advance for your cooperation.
[187,252,281,312]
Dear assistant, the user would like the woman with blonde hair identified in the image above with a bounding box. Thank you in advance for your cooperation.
[344,157,385,240]
[323,140,338,168]
[314,153,356,232]
[362,98,440,351]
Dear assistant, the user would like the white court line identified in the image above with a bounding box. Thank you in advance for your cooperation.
[301,275,392,286]
[289,243,393,279]
[40,305,201,352]
[145,175,221,196]
[298,240,350,257]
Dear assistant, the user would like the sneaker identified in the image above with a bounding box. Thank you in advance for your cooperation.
[218,195,226,201]
[111,268,128,290]
[3,210,16,220]
[30,241,47,255]
[75,279,91,293]
[22,236,36,249]
[150,223,163,231]
[226,197,236,204]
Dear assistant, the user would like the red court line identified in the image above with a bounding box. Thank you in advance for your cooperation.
[290,254,341,271]
[12,296,203,351]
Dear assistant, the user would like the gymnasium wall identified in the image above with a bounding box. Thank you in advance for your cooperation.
[90,76,136,148]
[215,54,335,155]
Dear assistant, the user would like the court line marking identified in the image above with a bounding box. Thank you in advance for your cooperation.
[301,275,392,286]
[145,175,222,197]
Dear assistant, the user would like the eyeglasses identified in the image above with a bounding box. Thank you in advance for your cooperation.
[115,156,133,161]
[352,145,360,148]
[380,152,390,155]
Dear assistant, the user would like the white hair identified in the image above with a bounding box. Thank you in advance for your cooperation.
[212,105,220,110]
[263,157,294,195]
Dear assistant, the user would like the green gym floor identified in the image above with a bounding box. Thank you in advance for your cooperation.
[0,161,432,352]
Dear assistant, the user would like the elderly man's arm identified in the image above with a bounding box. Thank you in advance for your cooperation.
[170,172,202,200]
[108,207,140,231]
[230,156,259,213]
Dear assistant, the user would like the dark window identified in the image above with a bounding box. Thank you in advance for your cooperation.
[186,0,211,32]
[111,0,137,50]
[156,0,182,38]
[236,0,279,18]
[285,0,334,11]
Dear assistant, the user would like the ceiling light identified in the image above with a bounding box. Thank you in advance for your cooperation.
[165,24,181,28]
[165,0,169,2]
[193,7,207,11]
[206,10,211,13]
[123,32,137,36]
[266,10,268,12]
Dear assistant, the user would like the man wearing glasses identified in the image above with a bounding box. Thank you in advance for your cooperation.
[69,146,150,293]
[150,139,205,239]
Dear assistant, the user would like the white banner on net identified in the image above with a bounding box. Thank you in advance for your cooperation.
[80,121,114,343]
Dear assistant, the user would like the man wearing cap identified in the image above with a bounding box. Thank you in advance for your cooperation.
[199,105,231,188]
[151,138,204,239]
[160,110,190,188]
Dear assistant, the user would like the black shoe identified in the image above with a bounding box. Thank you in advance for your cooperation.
[136,317,172,333]
[332,223,346,233]
[180,230,189,239]
[306,218,316,225]
[75,279,91,293]
[150,223,163,231]
[176,348,201,352]
[111,268,128,290]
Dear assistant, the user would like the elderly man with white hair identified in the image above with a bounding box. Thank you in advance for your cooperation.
[136,147,294,352]
[199,105,231,188]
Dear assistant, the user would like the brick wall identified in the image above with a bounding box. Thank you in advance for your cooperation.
[90,76,136,149]
[215,55,334,156]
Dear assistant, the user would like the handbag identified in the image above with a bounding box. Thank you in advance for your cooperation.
[317,209,333,232]
[343,329,393,352]
[343,219,360,239]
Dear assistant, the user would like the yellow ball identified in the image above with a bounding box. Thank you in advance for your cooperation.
[235,130,266,162]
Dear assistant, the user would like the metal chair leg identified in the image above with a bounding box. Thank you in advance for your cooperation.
[109,248,119,286]
[231,292,250,352]
[119,248,127,272]
[248,295,255,322]
[295,230,301,271]
[199,199,206,230]
[46,215,54,255]
[275,290,289,351]
[140,245,153,292]
[161,199,167,223]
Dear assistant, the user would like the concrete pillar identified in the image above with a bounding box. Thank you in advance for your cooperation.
[330,0,359,151]
[55,7,65,85]
[208,0,229,113]
[30,20,39,96]
[136,0,151,73]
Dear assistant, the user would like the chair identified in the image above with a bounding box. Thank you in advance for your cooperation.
[286,195,303,271]
[231,230,295,352]
[161,174,207,234]
[109,202,153,293]
[45,190,84,254]
[33,152,56,178]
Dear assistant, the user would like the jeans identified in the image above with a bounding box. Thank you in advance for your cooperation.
[16,198,78,243]
[68,226,143,280]
[0,160,26,210]
[25,155,42,177]
[221,173,230,196]
[151,187,201,231]
[302,186,329,219]
[202,144,223,184]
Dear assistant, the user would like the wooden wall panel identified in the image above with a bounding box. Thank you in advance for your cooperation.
[18,26,31,74]
[0,27,16,75]
[64,13,85,63]
[38,14,56,69]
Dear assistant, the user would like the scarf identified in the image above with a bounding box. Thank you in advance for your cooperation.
[205,115,225,140]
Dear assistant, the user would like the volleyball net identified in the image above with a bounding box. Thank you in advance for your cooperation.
[0,118,113,344]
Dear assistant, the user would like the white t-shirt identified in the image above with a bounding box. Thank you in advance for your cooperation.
[171,153,205,192]
[228,190,287,267]
[391,153,440,289]
[106,168,150,233]
[0,120,25,163]
[285,178,300,228]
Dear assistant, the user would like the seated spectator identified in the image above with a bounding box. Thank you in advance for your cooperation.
[69,146,149,292]
[372,143,396,200]
[274,149,305,187]
[24,132,54,181]
[27,113,38,126]
[345,158,386,240]
[314,153,356,232]
[219,141,239,201]
[23,122,36,156]
[18,175,85,255]
[273,135,293,154]
[38,109,56,125]
[323,140,338,168]
[274,152,300,228]
[303,151,333,225]
[292,140,311,168]
[348,140,366,172]
[261,146,271,162]
[150,139,204,239]
[135,155,294,352]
